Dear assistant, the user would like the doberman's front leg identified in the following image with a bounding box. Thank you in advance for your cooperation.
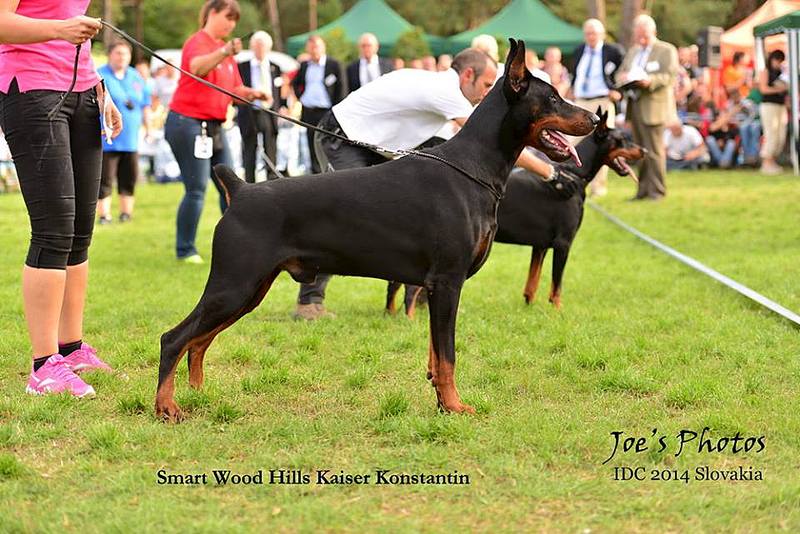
[549,247,569,309]
[426,278,475,414]
[523,248,547,304]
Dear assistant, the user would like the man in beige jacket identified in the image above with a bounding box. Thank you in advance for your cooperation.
[616,14,678,200]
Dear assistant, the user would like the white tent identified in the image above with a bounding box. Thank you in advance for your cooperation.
[721,0,800,58]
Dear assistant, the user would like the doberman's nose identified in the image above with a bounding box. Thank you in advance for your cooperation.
[589,113,600,126]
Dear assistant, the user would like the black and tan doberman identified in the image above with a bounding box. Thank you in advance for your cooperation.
[155,39,598,421]
[495,109,646,308]
[387,109,646,316]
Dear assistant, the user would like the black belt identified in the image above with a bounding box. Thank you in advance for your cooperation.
[577,95,611,101]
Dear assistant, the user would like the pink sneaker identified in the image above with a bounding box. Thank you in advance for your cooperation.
[62,343,112,373]
[26,355,96,398]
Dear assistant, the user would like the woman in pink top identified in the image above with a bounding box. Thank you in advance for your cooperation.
[0,0,122,397]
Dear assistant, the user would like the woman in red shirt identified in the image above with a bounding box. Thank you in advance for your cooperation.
[165,0,266,263]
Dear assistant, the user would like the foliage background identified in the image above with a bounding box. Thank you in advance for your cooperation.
[89,0,765,56]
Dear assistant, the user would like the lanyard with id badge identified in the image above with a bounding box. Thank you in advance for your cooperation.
[194,121,213,159]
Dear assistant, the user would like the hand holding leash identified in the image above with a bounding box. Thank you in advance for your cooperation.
[221,38,242,57]
[58,16,101,45]
[546,167,581,199]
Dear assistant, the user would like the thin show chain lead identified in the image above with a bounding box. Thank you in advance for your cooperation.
[96,21,503,201]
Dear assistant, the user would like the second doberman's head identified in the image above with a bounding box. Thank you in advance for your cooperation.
[503,38,598,166]
[591,107,647,183]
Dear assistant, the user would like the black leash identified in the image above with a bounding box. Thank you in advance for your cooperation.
[97,21,503,201]
[47,44,81,120]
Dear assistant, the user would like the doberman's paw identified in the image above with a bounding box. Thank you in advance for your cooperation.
[188,376,204,389]
[155,400,184,423]
[438,401,476,414]
[524,293,533,304]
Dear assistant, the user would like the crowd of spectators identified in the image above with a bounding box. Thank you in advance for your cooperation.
[1,12,793,202]
[673,47,789,174]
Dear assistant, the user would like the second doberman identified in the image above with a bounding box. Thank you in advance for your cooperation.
[155,39,598,421]
[387,108,646,316]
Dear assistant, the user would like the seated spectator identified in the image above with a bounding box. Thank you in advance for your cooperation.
[722,51,751,100]
[675,50,694,112]
[705,90,741,168]
[542,46,570,96]
[735,89,761,167]
[524,49,551,84]
[421,55,436,71]
[437,54,452,71]
[665,121,708,171]
[683,79,712,134]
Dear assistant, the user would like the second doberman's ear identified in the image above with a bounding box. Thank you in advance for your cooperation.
[503,38,529,97]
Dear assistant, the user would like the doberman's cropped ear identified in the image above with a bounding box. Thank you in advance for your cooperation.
[503,38,529,97]
[595,109,610,137]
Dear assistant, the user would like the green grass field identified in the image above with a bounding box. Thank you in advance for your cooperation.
[0,170,798,532]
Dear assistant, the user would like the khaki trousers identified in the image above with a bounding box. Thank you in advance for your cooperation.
[759,102,788,160]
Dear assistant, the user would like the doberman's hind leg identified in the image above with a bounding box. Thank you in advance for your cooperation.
[186,267,279,389]
[385,281,402,315]
[404,284,424,319]
[548,247,569,309]
[524,248,547,304]
[156,260,282,422]
[426,278,475,414]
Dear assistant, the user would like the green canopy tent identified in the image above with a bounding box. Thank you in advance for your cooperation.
[445,0,584,56]
[286,0,443,57]
[754,10,800,174]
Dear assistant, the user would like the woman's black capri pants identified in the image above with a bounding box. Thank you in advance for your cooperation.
[0,79,102,270]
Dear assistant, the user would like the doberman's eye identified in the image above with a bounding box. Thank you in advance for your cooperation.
[549,95,558,104]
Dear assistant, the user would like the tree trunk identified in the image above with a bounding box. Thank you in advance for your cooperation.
[309,0,317,32]
[266,0,284,52]
[134,0,144,63]
[729,0,762,27]
[103,0,114,47]
[619,0,642,49]
[586,0,606,25]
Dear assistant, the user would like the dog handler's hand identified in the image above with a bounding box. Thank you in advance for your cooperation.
[103,98,123,139]
[58,16,101,45]
[544,167,580,200]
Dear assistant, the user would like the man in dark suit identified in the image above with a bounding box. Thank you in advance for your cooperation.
[569,18,624,196]
[346,32,394,93]
[237,31,282,182]
[291,35,347,174]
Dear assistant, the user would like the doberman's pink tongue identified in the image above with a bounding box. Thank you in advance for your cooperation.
[568,143,582,168]
[550,130,582,167]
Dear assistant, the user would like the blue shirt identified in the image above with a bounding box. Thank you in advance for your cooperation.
[300,57,332,109]
[573,42,609,99]
[98,64,151,152]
